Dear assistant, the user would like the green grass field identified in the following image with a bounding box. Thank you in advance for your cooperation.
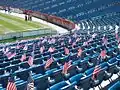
[0,12,51,34]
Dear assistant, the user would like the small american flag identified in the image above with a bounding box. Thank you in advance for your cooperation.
[16,42,20,49]
[72,42,76,48]
[102,36,108,46]
[20,54,26,62]
[7,52,16,60]
[48,47,55,53]
[44,56,54,69]
[64,47,70,55]
[23,44,28,51]
[83,41,88,46]
[77,48,83,57]
[76,37,81,42]
[6,76,17,90]
[17,44,24,49]
[40,46,45,54]
[118,43,120,49]
[100,50,106,59]
[69,38,72,44]
[27,56,33,66]
[88,38,93,43]
[3,47,9,55]
[115,33,119,40]
[61,42,64,46]
[92,33,97,39]
[25,72,34,90]
[62,61,72,74]
[92,65,101,80]
[118,38,120,43]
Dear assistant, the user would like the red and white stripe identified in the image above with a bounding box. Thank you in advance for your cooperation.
[6,80,17,90]
[62,61,72,74]
[44,57,54,69]
[77,48,83,57]
[7,52,16,60]
[92,65,101,80]
[100,50,106,59]
[20,54,26,62]
[48,47,55,53]
[23,44,28,51]
[64,47,70,55]
[27,56,33,66]
[40,46,45,54]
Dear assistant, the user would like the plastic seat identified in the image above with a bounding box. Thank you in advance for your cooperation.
[53,69,63,81]
[14,69,30,81]
[6,65,19,73]
[32,64,45,75]
[64,63,77,79]
[85,63,108,89]
[49,81,76,90]
[108,81,120,90]
[74,59,88,73]
[35,74,49,90]
[108,57,119,74]
[0,74,9,88]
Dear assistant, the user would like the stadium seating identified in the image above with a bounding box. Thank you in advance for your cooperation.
[0,15,119,89]
[108,81,120,90]
[0,0,120,20]
[0,0,120,90]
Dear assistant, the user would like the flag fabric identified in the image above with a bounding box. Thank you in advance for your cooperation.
[27,44,35,66]
[118,38,120,43]
[118,43,120,50]
[6,52,16,60]
[115,33,119,40]
[27,56,33,66]
[88,38,93,43]
[92,65,101,80]
[102,36,108,46]
[5,47,9,53]
[16,42,20,49]
[87,31,90,35]
[68,38,72,44]
[77,48,83,57]
[83,41,88,46]
[72,42,76,48]
[6,76,17,90]
[61,42,64,46]
[76,37,81,42]
[3,47,9,55]
[64,47,70,55]
[115,29,118,34]
[25,72,34,90]
[51,38,56,44]
[100,50,106,59]
[92,33,97,39]
[62,61,72,74]
[48,47,55,53]
[44,57,54,69]
[20,54,26,62]
[40,46,45,54]
[23,44,28,51]
[16,44,24,49]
